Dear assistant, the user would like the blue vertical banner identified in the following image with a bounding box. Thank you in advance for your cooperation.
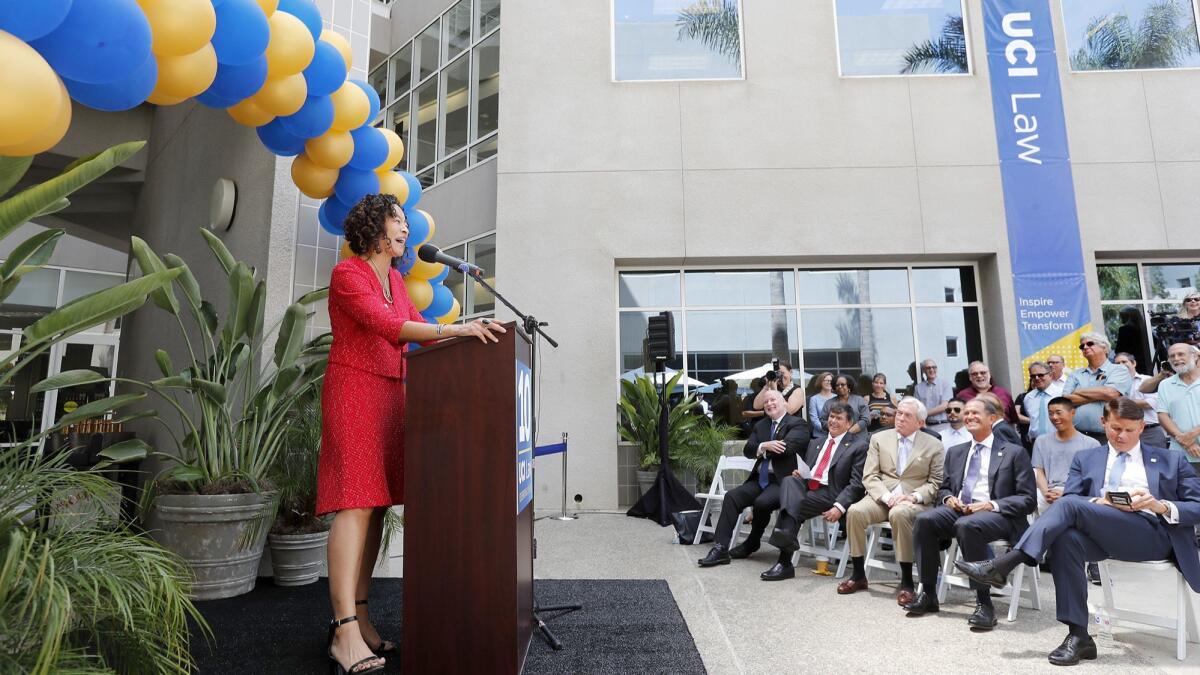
[515,360,533,514]
[983,0,1092,374]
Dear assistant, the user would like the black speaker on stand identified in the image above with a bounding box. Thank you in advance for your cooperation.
[627,312,701,525]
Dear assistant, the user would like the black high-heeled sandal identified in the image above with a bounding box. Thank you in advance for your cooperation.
[355,599,398,655]
[327,615,385,675]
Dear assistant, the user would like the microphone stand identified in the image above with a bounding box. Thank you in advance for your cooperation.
[470,272,580,650]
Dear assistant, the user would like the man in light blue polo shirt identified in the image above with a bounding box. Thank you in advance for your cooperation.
[1022,361,1056,445]
[1157,342,1200,461]
[1063,332,1131,443]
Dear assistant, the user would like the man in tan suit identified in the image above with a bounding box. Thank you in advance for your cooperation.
[837,397,945,606]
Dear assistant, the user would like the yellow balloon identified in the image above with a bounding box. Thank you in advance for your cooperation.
[415,209,435,245]
[0,76,70,157]
[339,240,354,260]
[141,0,217,56]
[291,153,338,199]
[152,44,218,100]
[321,29,352,70]
[377,170,410,205]
[145,90,189,105]
[252,73,307,116]
[227,98,275,126]
[405,278,433,311]
[257,0,278,14]
[305,130,353,169]
[437,298,461,325]
[265,11,316,78]
[406,256,443,281]
[329,81,369,132]
[0,31,66,147]
[374,128,405,172]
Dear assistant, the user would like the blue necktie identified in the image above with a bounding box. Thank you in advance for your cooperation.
[759,421,777,488]
[1106,452,1128,492]
[1036,393,1050,436]
[960,443,985,504]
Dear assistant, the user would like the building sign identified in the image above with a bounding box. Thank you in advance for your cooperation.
[515,360,533,514]
[983,1,1091,375]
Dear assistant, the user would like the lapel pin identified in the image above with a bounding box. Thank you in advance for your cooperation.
[1150,458,1158,463]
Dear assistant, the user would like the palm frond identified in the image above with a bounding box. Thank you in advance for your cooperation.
[901,15,968,74]
[676,0,742,67]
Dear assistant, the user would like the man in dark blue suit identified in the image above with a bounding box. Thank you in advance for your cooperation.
[957,397,1200,666]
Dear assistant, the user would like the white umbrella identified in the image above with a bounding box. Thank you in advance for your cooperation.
[722,363,775,386]
[619,366,706,389]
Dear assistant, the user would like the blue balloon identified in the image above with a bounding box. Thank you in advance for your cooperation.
[426,284,454,318]
[429,265,450,285]
[303,41,348,97]
[211,0,270,66]
[403,207,429,247]
[280,95,334,139]
[195,90,241,109]
[278,0,322,41]
[318,198,352,235]
[347,126,388,170]
[64,52,156,112]
[202,56,269,105]
[0,0,73,41]
[350,79,381,124]
[29,0,150,85]
[399,172,422,209]
[333,168,379,205]
[420,308,439,323]
[256,118,307,156]
[395,247,417,274]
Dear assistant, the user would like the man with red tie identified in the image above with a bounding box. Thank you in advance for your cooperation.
[758,401,868,580]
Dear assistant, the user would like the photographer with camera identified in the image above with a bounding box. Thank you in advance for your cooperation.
[752,359,805,418]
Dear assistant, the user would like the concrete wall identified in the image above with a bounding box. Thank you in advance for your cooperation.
[494,0,1200,510]
[418,159,497,245]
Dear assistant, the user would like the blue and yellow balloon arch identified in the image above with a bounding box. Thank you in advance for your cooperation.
[0,0,461,324]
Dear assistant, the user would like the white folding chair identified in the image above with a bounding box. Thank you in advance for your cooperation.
[937,537,1041,621]
[792,518,852,578]
[1089,560,1199,661]
[692,455,756,546]
[863,523,902,580]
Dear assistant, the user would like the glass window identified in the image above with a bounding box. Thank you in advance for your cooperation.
[443,244,468,309]
[467,235,495,314]
[1142,263,1200,301]
[51,343,117,426]
[801,307,914,393]
[834,0,969,77]
[3,267,59,309]
[797,269,909,305]
[619,272,681,307]
[442,55,470,157]
[474,33,499,140]
[440,150,468,180]
[685,310,797,386]
[414,78,438,172]
[390,43,412,99]
[1062,0,1200,72]
[472,134,497,162]
[444,0,472,62]
[684,270,794,306]
[390,94,411,171]
[61,271,122,305]
[612,0,744,81]
[478,0,500,36]
[912,267,977,303]
[914,306,981,389]
[369,62,389,106]
[620,310,683,372]
[416,20,440,82]
[1098,264,1142,301]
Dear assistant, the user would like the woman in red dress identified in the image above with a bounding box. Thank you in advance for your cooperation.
[319,194,504,674]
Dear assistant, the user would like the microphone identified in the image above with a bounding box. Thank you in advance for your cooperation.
[417,244,483,277]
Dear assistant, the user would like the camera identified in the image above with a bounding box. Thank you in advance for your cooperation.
[764,358,781,382]
[1150,312,1200,373]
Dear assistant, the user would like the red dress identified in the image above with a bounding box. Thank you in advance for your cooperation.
[316,258,426,515]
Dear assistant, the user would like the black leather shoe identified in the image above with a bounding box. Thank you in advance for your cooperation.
[760,562,795,581]
[728,541,759,559]
[768,527,799,552]
[1087,563,1102,586]
[968,602,998,630]
[1048,634,1098,666]
[697,545,730,567]
[902,592,940,615]
[954,559,1009,589]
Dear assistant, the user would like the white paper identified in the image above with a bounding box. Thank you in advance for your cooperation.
[793,458,811,480]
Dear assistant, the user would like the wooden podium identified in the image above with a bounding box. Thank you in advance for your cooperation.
[403,323,534,674]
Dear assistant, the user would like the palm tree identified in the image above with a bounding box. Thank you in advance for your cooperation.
[901,14,968,74]
[1070,0,1199,70]
[675,0,742,69]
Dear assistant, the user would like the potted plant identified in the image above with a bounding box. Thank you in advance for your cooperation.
[673,420,741,493]
[267,392,330,586]
[617,372,705,496]
[34,230,329,600]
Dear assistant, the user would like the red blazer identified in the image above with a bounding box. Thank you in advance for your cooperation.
[328,257,426,380]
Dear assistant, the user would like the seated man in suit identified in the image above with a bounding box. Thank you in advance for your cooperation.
[957,397,1200,666]
[758,402,868,580]
[902,397,1037,630]
[839,397,945,605]
[698,390,811,567]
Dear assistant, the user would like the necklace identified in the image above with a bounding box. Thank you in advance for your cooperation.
[362,257,393,304]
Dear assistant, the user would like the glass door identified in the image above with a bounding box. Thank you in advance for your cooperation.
[39,333,120,436]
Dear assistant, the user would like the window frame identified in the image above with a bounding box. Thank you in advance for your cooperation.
[1059,0,1200,74]
[1097,259,1200,366]
[609,0,749,83]
[441,230,497,321]
[831,0,975,79]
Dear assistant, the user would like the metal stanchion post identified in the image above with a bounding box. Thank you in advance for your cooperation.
[551,432,575,521]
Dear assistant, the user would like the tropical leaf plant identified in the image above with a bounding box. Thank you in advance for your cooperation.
[673,420,741,486]
[1070,0,1199,71]
[901,14,968,74]
[270,392,328,534]
[676,0,742,68]
[617,372,706,470]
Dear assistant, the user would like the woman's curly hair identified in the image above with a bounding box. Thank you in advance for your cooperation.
[343,193,403,256]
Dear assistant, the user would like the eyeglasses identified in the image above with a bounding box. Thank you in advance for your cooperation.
[1079,341,1097,350]
[835,382,849,388]
[947,407,963,413]
[922,365,937,370]
[1030,372,1049,379]
[1186,297,1200,303]
[969,371,988,377]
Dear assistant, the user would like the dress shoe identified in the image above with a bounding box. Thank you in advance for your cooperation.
[728,541,759,559]
[1087,562,1102,586]
[1048,634,1098,666]
[895,588,916,607]
[902,591,940,615]
[768,527,799,552]
[968,602,998,630]
[760,562,795,581]
[836,578,868,595]
[697,545,730,567]
[954,559,1009,589]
